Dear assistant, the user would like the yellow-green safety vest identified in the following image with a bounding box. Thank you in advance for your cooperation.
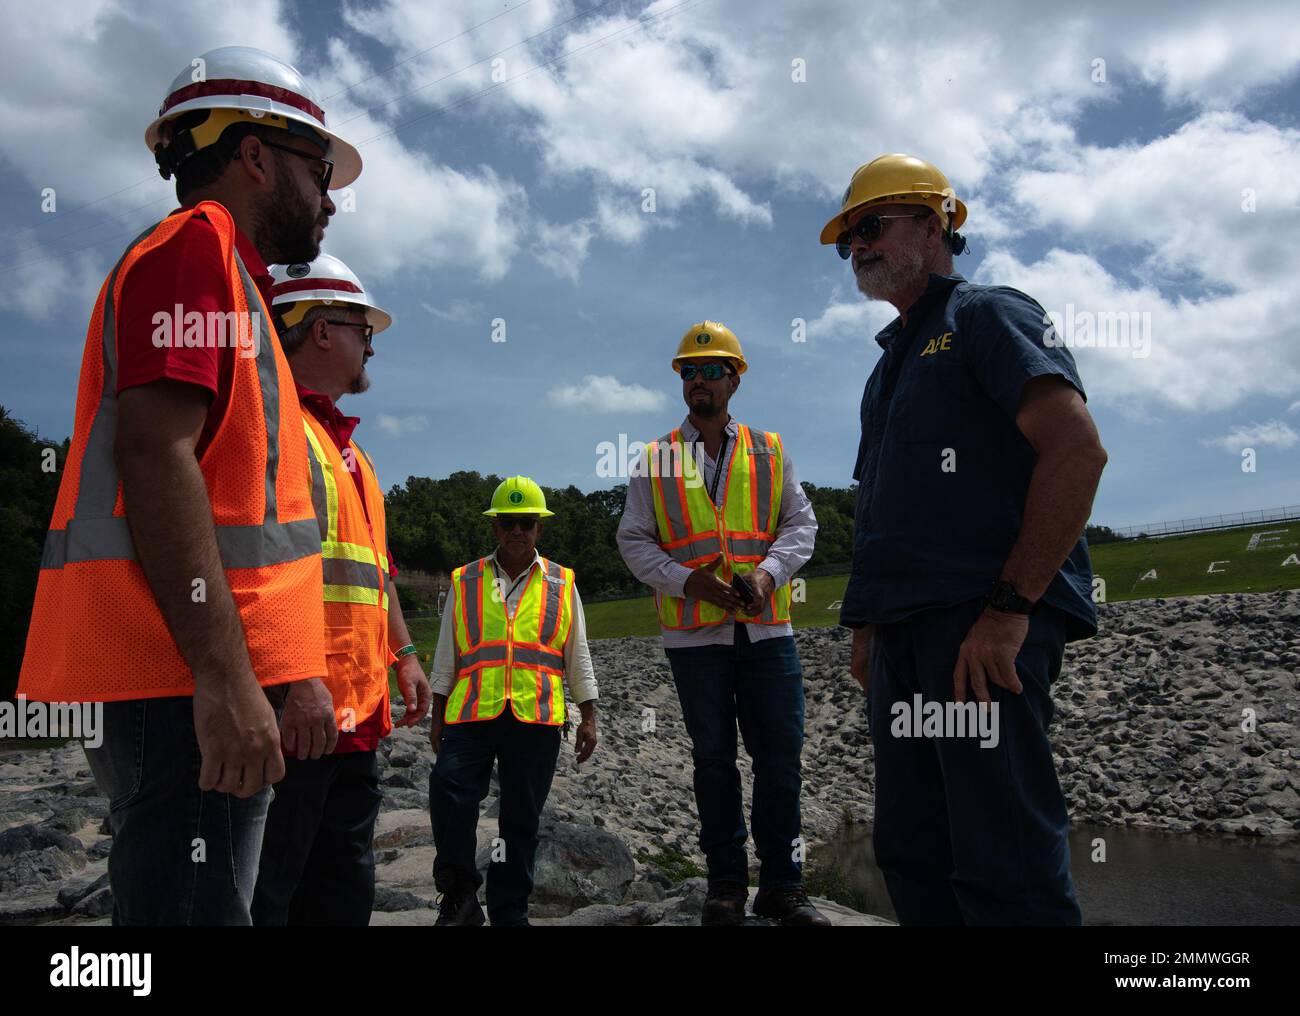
[646,424,790,629]
[446,556,576,726]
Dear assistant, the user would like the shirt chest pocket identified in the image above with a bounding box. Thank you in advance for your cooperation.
[890,357,976,445]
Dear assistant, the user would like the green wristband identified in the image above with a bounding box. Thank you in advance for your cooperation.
[394,644,418,660]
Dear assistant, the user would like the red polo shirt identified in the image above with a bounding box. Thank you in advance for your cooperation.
[297,382,396,754]
[116,206,271,458]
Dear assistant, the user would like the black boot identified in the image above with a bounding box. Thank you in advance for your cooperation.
[701,882,748,926]
[435,875,486,927]
[751,886,832,926]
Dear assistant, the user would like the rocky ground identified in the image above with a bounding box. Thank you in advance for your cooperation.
[1,589,1296,925]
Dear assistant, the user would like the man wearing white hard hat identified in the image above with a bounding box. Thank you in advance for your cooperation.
[251,254,431,925]
[18,46,360,925]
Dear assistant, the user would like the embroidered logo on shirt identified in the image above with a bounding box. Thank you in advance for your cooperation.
[919,331,954,356]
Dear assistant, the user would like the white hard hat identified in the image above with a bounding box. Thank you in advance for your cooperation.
[146,46,361,188]
[269,253,392,333]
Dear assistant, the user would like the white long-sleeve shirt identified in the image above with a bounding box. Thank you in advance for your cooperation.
[429,548,598,704]
[616,416,817,648]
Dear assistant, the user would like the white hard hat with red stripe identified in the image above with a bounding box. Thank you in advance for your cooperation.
[269,253,392,333]
[146,46,361,188]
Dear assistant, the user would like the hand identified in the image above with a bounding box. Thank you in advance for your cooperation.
[953,608,1028,704]
[574,716,598,763]
[743,568,775,614]
[850,625,873,694]
[394,657,431,727]
[683,555,745,612]
[280,677,339,760]
[428,695,447,754]
[194,674,286,797]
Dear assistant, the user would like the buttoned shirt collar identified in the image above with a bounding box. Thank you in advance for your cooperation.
[875,273,965,350]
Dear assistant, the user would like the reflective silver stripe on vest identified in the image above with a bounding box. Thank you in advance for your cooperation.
[653,435,689,541]
[323,557,383,589]
[666,534,723,563]
[306,437,329,541]
[747,427,775,531]
[510,646,565,670]
[728,537,774,558]
[537,560,567,644]
[459,559,486,646]
[41,219,320,571]
[457,673,480,721]
[458,644,509,669]
[536,672,553,723]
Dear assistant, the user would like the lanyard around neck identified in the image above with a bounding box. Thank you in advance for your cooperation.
[695,431,729,505]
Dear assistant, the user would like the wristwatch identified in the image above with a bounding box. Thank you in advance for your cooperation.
[985,580,1036,615]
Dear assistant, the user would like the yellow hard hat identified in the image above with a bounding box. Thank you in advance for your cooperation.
[672,320,747,375]
[484,475,554,517]
[818,153,967,246]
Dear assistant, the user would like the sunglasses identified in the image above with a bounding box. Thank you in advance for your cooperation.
[260,138,334,195]
[496,516,539,530]
[680,363,734,381]
[325,319,374,346]
[835,212,929,259]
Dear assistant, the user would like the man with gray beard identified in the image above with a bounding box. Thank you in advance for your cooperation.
[823,154,1107,925]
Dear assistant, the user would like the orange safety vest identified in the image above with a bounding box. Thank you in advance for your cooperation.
[18,202,326,702]
[301,412,392,738]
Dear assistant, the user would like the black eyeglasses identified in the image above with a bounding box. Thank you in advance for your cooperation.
[259,138,334,195]
[324,320,374,346]
[835,212,929,259]
[496,516,538,530]
[680,363,734,381]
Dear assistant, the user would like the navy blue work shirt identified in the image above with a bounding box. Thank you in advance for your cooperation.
[839,273,1098,642]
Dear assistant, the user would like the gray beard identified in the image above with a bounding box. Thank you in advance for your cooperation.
[349,369,370,395]
[855,236,927,303]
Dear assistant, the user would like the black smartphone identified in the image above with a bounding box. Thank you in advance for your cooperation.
[730,573,756,605]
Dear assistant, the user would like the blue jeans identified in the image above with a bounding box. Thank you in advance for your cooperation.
[869,598,1082,925]
[665,625,806,889]
[429,711,561,925]
[83,687,288,926]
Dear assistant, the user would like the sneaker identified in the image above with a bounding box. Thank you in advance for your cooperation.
[751,886,831,926]
[701,882,748,926]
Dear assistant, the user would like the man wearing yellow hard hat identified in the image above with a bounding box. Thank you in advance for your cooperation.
[824,154,1107,925]
[617,323,827,926]
[426,476,599,925]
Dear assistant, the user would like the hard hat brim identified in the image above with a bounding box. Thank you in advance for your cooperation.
[672,351,748,375]
[482,508,554,518]
[146,100,362,189]
[819,195,968,245]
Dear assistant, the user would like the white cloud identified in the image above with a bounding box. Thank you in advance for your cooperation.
[1288,401,1300,415]
[805,295,895,342]
[976,248,1300,412]
[546,374,666,413]
[1202,421,1299,453]
[374,413,430,437]
[420,298,486,324]
[531,218,594,282]
[0,229,104,321]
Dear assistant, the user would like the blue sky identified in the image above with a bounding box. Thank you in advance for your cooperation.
[2,0,1298,532]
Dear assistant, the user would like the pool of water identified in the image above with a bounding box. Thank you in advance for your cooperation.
[816,822,1300,925]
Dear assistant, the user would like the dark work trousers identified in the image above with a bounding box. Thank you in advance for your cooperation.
[869,598,1082,925]
[664,624,806,890]
[429,710,562,925]
[251,750,383,925]
[83,686,287,926]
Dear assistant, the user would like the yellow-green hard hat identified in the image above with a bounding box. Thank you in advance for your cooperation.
[484,475,554,517]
